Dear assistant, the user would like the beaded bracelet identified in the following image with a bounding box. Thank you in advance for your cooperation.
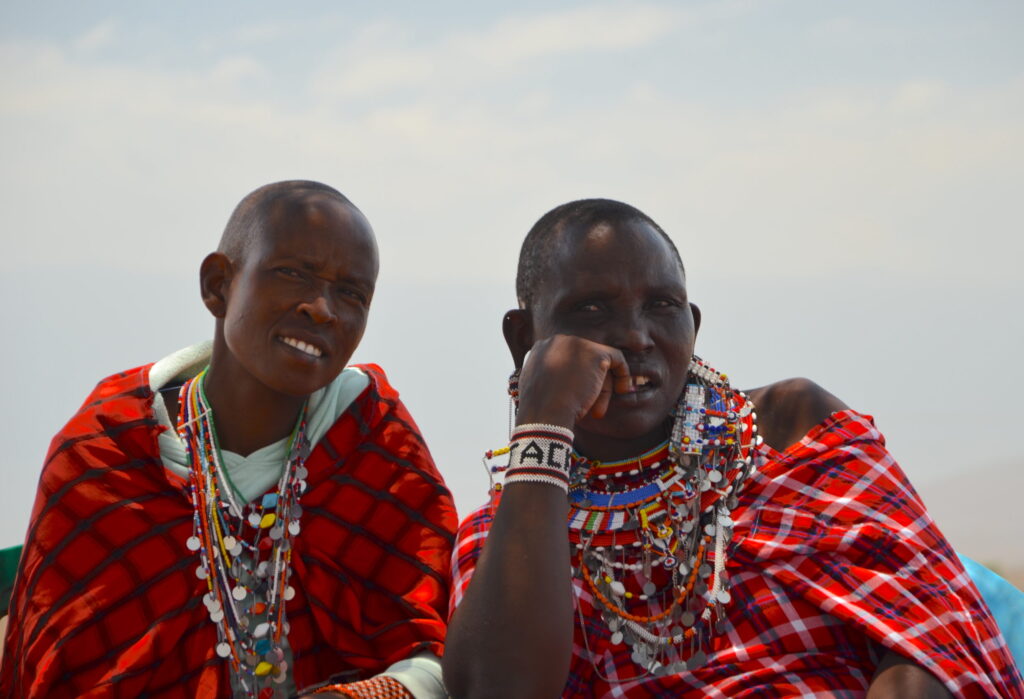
[504,423,574,493]
[312,675,412,698]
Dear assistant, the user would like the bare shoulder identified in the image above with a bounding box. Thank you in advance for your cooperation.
[744,378,849,452]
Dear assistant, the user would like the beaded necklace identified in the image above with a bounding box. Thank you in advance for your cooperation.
[487,356,758,680]
[178,368,310,698]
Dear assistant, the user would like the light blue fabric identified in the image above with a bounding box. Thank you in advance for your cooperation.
[151,342,369,503]
[960,553,1024,667]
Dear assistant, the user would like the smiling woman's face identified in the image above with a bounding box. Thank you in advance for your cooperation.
[529,220,697,454]
[218,196,379,399]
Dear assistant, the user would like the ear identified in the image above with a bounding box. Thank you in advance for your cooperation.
[502,309,533,370]
[200,252,233,319]
[690,302,702,335]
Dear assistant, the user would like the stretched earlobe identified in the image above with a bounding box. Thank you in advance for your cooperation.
[690,302,702,335]
[200,252,233,319]
[502,309,533,370]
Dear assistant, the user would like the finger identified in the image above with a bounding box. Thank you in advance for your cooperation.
[606,351,633,395]
[588,373,615,420]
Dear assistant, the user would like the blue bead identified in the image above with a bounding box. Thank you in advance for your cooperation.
[255,638,271,654]
[261,493,278,508]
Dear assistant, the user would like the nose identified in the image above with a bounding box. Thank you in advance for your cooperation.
[297,294,336,324]
[610,310,654,355]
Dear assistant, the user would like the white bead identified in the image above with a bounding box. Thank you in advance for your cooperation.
[186,536,201,551]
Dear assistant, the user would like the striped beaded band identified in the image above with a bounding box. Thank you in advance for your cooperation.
[504,423,574,493]
[312,675,412,698]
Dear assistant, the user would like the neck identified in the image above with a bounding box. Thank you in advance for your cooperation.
[572,421,671,462]
[203,339,307,457]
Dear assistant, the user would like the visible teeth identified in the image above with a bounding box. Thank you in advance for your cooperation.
[281,336,322,358]
[634,376,650,387]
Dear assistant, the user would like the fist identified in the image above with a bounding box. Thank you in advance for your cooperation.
[515,334,633,429]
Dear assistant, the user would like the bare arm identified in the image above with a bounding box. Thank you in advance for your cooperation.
[867,650,953,698]
[442,335,632,699]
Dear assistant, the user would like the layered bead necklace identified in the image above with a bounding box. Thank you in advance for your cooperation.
[178,368,310,698]
[489,356,758,680]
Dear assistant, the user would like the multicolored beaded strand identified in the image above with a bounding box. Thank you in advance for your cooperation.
[486,355,759,680]
[179,368,310,698]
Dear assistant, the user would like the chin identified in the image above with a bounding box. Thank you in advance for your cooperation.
[577,411,668,444]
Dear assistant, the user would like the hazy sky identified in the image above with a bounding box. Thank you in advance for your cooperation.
[1,1,1022,551]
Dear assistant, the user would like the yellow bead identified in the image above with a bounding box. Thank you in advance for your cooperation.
[259,513,277,529]
[625,592,633,599]
[254,661,274,677]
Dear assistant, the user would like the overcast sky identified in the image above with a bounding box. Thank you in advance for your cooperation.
[1,1,1022,563]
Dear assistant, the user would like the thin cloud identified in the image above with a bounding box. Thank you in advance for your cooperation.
[313,4,682,99]
[73,19,117,53]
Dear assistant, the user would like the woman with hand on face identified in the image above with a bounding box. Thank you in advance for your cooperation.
[442,200,1021,698]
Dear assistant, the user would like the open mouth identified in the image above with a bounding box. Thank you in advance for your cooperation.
[279,335,324,359]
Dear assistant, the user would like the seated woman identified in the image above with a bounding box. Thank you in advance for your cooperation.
[442,199,1022,697]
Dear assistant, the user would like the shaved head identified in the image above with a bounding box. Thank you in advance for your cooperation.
[218,180,358,265]
[515,198,684,308]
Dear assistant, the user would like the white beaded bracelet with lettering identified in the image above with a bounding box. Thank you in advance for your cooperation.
[503,423,575,493]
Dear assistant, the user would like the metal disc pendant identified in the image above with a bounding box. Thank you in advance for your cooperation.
[186,536,201,551]
[216,642,231,658]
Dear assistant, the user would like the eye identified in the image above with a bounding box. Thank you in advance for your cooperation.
[649,297,682,310]
[335,285,369,305]
[275,266,304,279]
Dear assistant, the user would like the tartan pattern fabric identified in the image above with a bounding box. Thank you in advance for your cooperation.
[1,363,457,699]
[451,411,1023,697]
[312,675,412,698]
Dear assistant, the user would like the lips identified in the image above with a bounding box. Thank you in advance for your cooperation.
[278,335,325,359]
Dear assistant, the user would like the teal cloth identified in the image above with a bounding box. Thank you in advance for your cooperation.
[1,544,22,616]
[959,554,1024,667]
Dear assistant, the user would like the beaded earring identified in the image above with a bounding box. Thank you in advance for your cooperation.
[507,368,520,435]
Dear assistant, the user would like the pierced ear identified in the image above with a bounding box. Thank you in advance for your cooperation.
[502,309,533,370]
[690,302,702,335]
[200,252,233,319]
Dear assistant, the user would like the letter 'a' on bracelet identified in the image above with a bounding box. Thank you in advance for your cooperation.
[505,423,574,493]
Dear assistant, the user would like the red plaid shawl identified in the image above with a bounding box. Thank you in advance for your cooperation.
[451,411,1022,697]
[2,364,457,698]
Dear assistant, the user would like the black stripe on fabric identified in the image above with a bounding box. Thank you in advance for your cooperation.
[304,577,427,645]
[379,411,427,448]
[46,417,158,464]
[64,595,212,695]
[58,589,206,691]
[354,443,449,496]
[17,461,164,620]
[22,459,161,572]
[25,503,190,651]
[327,473,454,544]
[80,383,151,413]
[299,506,447,589]
[345,388,372,436]
[51,553,196,653]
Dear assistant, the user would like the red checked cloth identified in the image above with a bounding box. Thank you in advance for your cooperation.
[451,411,1022,697]
[2,364,456,698]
